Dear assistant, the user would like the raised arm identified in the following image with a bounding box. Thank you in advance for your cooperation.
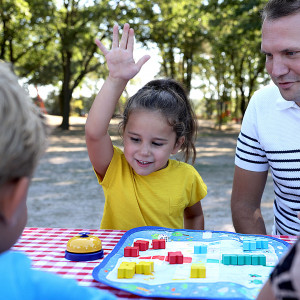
[231,166,268,234]
[85,23,150,178]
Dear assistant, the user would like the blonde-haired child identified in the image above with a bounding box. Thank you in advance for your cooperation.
[0,62,116,300]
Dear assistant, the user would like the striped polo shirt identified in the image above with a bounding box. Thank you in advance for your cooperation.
[235,84,300,235]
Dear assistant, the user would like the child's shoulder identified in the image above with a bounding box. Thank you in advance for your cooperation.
[0,251,116,299]
[0,250,31,269]
[168,159,199,174]
[113,145,123,153]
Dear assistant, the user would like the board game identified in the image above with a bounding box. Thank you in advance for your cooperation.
[92,226,290,299]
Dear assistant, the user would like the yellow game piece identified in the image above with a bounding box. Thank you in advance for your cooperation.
[117,262,136,279]
[136,261,154,275]
[190,263,206,278]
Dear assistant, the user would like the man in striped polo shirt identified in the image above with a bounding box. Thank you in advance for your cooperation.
[231,0,300,236]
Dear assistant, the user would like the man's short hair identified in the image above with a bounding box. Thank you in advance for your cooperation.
[0,62,48,187]
[262,0,300,21]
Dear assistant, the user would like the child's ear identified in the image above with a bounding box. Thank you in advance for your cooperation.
[0,177,29,224]
[171,136,185,154]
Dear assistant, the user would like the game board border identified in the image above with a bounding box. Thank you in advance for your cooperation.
[93,226,290,299]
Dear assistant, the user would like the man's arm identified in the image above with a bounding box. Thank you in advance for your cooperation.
[256,279,275,300]
[231,166,268,234]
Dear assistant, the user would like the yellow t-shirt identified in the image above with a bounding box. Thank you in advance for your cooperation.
[96,146,207,230]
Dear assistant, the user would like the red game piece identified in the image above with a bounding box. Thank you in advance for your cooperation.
[134,240,149,251]
[152,239,166,249]
[124,246,139,257]
[168,251,183,264]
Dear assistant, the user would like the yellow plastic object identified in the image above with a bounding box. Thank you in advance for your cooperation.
[190,263,206,278]
[136,261,154,275]
[118,262,136,279]
[66,232,102,254]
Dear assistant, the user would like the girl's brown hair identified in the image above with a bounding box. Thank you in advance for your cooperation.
[120,78,197,164]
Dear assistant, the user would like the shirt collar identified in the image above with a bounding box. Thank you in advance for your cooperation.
[276,94,300,110]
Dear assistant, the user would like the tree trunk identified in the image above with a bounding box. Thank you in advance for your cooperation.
[60,51,72,130]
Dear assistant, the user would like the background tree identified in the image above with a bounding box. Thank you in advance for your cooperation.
[133,0,209,94]
[0,0,54,72]
[1,0,272,129]
[203,0,270,124]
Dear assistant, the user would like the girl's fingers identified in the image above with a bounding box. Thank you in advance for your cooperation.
[112,24,119,49]
[95,39,109,56]
[127,28,134,53]
[119,23,130,49]
[136,55,151,71]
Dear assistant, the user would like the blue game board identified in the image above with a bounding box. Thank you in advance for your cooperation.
[93,226,290,299]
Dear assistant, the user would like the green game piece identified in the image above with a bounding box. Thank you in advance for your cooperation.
[258,254,266,266]
[237,255,245,265]
[231,255,238,265]
[222,254,231,265]
[252,255,259,265]
[244,255,252,265]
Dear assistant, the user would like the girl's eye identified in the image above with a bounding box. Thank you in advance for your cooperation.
[130,137,140,143]
[152,142,163,147]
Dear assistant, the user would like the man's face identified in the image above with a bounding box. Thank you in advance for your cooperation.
[261,13,300,105]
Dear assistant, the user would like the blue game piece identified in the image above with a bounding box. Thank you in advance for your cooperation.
[244,255,252,265]
[243,241,250,251]
[249,241,256,251]
[237,255,245,265]
[258,254,266,266]
[222,254,231,265]
[194,245,207,254]
[251,255,259,265]
[261,240,268,249]
[256,240,262,249]
[231,255,238,265]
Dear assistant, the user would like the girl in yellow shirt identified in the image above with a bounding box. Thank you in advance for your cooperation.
[85,23,207,230]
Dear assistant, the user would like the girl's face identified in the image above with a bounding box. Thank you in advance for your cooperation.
[123,109,184,176]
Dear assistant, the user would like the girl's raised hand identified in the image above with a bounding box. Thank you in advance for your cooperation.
[95,23,150,81]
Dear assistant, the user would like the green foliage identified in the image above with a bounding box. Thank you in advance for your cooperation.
[0,0,54,72]
[199,0,270,124]
[132,0,209,93]
[1,0,272,129]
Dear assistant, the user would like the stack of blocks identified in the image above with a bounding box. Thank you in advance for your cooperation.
[117,262,136,279]
[243,239,268,251]
[136,261,154,275]
[119,238,269,281]
[190,264,206,278]
[124,239,165,258]
[194,245,207,254]
[168,251,183,264]
[134,240,149,251]
[124,246,139,257]
[222,254,266,266]
[152,239,166,249]
[118,261,154,279]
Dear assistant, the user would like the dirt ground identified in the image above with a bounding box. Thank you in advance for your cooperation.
[26,115,275,234]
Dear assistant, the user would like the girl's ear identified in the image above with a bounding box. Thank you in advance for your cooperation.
[0,177,29,224]
[171,136,185,154]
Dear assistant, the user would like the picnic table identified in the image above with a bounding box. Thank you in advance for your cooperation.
[12,227,298,299]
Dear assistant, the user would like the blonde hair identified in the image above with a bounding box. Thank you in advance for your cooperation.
[0,62,48,187]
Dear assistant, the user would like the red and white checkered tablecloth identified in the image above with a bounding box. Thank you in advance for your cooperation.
[11,228,298,299]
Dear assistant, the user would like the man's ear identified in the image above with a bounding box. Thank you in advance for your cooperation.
[171,136,185,155]
[0,177,29,224]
